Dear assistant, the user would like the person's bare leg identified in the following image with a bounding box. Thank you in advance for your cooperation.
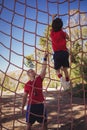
[62,67,70,90]
[56,69,60,76]
[63,67,69,81]
[41,122,48,130]
[26,123,31,130]
[56,69,63,80]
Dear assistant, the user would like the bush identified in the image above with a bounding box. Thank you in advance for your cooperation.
[72,83,87,98]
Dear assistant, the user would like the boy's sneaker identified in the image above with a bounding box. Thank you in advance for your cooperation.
[60,77,70,91]
[65,81,70,90]
[60,77,66,90]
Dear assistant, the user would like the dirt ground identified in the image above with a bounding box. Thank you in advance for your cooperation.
[0,89,87,130]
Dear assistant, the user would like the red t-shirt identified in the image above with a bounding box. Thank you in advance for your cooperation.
[50,30,67,51]
[24,75,44,104]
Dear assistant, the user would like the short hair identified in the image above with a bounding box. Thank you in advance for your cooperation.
[27,69,33,74]
[52,18,63,32]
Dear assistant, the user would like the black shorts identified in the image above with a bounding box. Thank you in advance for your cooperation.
[53,50,69,70]
[26,103,47,124]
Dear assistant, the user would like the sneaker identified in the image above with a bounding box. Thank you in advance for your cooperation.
[64,81,70,90]
[60,77,66,90]
[60,77,70,91]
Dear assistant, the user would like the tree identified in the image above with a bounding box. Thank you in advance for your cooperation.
[69,10,87,83]
[24,54,35,68]
[39,10,87,85]
[25,10,87,87]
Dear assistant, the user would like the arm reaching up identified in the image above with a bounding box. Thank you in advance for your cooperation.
[52,14,57,22]
[40,52,48,79]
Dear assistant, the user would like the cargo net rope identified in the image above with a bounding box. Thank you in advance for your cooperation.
[0,0,87,130]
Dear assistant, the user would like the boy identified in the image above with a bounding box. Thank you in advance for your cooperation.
[50,14,70,90]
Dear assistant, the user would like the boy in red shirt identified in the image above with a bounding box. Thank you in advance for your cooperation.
[22,52,48,130]
[50,14,70,90]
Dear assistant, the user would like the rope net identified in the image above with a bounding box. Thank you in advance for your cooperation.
[0,0,87,130]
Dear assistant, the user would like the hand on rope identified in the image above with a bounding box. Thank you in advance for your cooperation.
[52,14,57,21]
[40,51,48,79]
[21,92,28,115]
[21,106,25,115]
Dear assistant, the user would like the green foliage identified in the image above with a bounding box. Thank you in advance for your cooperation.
[18,83,24,90]
[82,27,87,38]
[1,10,87,94]
[79,56,87,81]
[1,75,25,92]
[72,84,87,98]
[39,10,87,87]
[69,11,87,83]
[3,76,16,91]
[39,25,52,53]
[24,54,35,68]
